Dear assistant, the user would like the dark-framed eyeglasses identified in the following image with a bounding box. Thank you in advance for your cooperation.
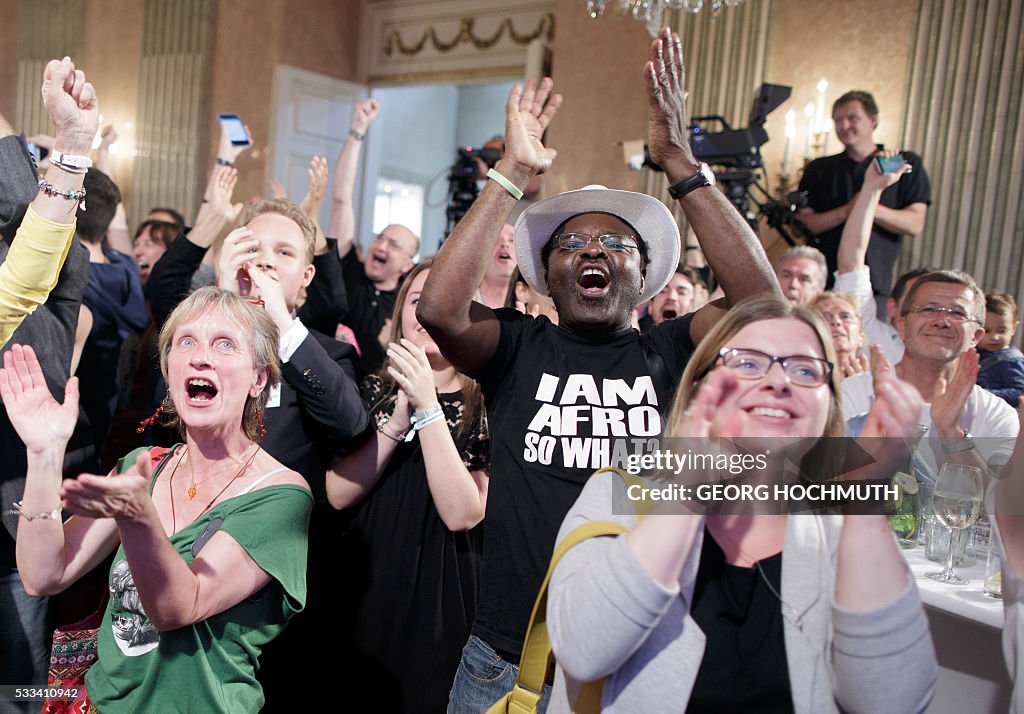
[903,303,980,325]
[553,232,639,253]
[717,347,833,388]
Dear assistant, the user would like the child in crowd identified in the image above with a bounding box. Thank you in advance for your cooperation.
[978,292,1024,407]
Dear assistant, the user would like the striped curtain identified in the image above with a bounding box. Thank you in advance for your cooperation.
[15,0,86,136]
[641,0,773,228]
[900,0,1024,343]
[131,0,215,229]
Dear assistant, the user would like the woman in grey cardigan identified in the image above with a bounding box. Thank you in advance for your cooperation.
[547,295,937,713]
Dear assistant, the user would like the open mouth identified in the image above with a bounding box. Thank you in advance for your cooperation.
[577,267,610,296]
[497,251,513,262]
[371,252,388,266]
[186,377,219,402]
[662,308,678,320]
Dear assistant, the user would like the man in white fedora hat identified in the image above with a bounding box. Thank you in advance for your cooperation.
[418,29,781,711]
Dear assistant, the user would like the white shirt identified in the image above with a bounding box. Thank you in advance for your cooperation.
[834,267,904,364]
[842,370,1019,482]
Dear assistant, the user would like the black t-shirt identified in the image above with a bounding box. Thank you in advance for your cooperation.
[467,309,695,654]
[799,149,931,295]
[688,530,793,713]
[334,376,488,714]
[341,250,400,376]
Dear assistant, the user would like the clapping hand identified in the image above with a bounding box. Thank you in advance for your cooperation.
[41,57,98,153]
[62,450,153,522]
[644,29,695,179]
[203,164,243,223]
[0,344,79,453]
[299,156,329,218]
[502,78,562,175]
[931,350,979,439]
[386,339,439,412]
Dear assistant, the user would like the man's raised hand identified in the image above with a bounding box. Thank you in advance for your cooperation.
[644,28,695,178]
[502,78,562,175]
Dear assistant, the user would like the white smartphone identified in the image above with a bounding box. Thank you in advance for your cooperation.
[217,113,251,146]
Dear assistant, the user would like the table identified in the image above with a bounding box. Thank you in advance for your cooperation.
[902,545,1011,713]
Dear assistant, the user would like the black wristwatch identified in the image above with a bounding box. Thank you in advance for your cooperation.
[668,162,716,199]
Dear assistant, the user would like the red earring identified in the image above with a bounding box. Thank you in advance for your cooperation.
[256,408,267,439]
[137,404,164,433]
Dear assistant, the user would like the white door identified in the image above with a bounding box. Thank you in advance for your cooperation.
[270,65,375,240]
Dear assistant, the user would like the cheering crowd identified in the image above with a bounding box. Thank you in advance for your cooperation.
[2,27,1024,714]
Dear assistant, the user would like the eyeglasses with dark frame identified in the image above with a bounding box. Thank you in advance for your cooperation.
[553,232,639,253]
[903,303,981,325]
[717,347,833,388]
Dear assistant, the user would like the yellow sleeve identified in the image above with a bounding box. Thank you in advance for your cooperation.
[0,206,77,347]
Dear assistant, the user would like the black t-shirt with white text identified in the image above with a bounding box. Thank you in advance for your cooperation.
[467,309,696,655]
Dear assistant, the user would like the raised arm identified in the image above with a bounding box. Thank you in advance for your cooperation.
[0,57,98,345]
[2,345,120,596]
[837,154,908,274]
[417,80,561,372]
[330,99,379,258]
[643,29,779,344]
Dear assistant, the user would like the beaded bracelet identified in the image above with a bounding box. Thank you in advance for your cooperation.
[377,421,406,442]
[5,501,61,521]
[37,179,87,211]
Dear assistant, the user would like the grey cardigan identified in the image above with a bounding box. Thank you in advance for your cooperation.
[546,471,937,713]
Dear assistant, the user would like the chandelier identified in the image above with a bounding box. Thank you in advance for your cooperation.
[584,0,745,36]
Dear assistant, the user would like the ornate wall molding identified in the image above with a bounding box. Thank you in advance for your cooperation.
[383,14,555,56]
[360,0,556,84]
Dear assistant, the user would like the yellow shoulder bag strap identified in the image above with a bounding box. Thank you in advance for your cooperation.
[486,467,650,713]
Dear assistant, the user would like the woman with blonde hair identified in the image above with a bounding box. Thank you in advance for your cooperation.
[3,287,312,712]
[546,294,936,713]
[812,290,868,378]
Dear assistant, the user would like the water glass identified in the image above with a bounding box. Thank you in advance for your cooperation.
[925,463,984,585]
[924,517,968,565]
[984,530,1003,599]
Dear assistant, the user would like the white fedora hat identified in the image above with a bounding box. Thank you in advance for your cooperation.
[513,185,680,305]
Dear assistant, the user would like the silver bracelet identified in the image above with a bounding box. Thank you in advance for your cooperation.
[5,501,61,521]
[37,179,87,211]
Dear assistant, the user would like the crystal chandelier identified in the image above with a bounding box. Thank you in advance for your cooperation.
[584,0,745,36]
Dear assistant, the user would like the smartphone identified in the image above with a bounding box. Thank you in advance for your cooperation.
[217,113,251,146]
[875,153,910,174]
[26,141,49,163]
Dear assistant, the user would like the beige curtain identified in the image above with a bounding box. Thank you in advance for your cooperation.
[130,0,215,229]
[641,0,773,230]
[900,0,1024,342]
[15,0,86,136]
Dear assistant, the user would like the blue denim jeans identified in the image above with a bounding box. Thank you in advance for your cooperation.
[447,635,551,714]
[0,567,50,714]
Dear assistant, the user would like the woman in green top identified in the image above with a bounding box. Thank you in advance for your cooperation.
[1,287,313,713]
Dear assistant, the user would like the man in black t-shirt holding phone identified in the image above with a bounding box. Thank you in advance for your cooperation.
[418,29,782,712]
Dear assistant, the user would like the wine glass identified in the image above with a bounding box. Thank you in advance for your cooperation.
[926,463,984,585]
